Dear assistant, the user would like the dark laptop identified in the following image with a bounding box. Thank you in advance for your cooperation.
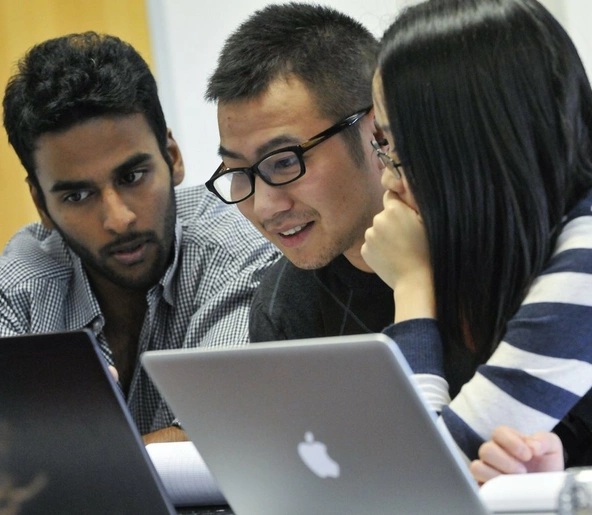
[0,330,175,514]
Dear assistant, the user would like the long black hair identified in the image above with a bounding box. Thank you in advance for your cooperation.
[378,0,592,359]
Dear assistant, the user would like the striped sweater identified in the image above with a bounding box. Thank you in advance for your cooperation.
[383,189,592,462]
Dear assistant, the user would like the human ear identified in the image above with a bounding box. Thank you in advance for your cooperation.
[27,178,55,230]
[166,129,185,186]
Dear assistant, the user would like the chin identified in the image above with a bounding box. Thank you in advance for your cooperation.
[286,253,335,271]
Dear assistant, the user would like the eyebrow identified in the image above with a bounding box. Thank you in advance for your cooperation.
[49,152,153,193]
[218,135,301,164]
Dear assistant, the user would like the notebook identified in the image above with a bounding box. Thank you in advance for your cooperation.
[479,471,566,514]
[142,333,491,515]
[0,330,175,514]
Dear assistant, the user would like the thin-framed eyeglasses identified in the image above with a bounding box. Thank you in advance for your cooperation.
[370,139,403,180]
[206,105,373,204]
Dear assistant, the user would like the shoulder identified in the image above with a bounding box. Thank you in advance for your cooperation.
[250,257,323,342]
[564,187,592,224]
[0,224,73,289]
[552,189,592,258]
[260,256,317,285]
[175,184,229,222]
[174,185,280,290]
[255,257,317,299]
[176,184,275,255]
[252,256,320,317]
[509,190,592,354]
[538,189,592,278]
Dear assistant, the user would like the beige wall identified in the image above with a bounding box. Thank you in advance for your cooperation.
[0,0,153,248]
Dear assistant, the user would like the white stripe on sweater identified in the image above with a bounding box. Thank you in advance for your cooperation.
[487,341,592,396]
[412,373,450,412]
[448,373,559,439]
[522,271,592,307]
[553,216,592,255]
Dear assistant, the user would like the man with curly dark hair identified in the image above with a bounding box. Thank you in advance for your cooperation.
[2,32,279,443]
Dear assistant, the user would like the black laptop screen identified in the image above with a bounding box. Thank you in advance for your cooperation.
[0,330,174,515]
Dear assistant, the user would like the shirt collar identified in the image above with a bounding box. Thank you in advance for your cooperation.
[157,220,183,307]
[64,250,104,332]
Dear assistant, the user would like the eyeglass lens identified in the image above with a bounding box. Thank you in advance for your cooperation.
[371,139,402,178]
[214,149,303,203]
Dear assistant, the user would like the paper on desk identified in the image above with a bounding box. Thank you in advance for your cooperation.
[146,441,226,507]
[479,470,566,514]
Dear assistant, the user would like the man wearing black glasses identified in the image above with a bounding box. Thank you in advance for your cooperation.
[205,3,396,342]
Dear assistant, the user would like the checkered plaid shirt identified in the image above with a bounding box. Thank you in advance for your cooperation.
[0,185,280,434]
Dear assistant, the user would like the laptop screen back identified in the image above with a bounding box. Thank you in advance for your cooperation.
[143,333,491,515]
[0,330,175,514]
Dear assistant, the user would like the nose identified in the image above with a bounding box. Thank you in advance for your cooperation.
[101,189,137,234]
[250,176,293,223]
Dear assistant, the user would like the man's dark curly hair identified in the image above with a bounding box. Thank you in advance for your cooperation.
[2,32,170,196]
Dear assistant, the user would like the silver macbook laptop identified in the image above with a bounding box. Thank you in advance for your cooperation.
[0,330,175,514]
[142,333,491,515]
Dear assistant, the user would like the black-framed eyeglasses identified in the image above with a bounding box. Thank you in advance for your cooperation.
[206,105,373,204]
[370,139,403,180]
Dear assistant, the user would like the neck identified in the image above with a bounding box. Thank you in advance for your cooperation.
[86,270,149,329]
[86,270,149,394]
[343,243,375,273]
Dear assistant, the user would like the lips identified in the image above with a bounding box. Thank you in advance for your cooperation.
[274,222,314,248]
[279,223,310,237]
[105,236,152,266]
[262,213,317,248]
[108,237,148,254]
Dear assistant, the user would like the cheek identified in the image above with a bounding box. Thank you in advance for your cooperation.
[45,200,88,234]
[60,210,98,238]
[141,177,175,219]
[237,198,257,224]
[53,211,101,253]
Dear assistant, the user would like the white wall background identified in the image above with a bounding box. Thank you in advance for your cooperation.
[146,0,592,188]
[539,1,592,79]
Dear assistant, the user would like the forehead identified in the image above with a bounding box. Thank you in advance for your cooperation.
[33,114,158,183]
[217,76,330,160]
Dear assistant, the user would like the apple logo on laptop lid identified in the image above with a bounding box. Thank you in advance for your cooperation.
[297,432,340,478]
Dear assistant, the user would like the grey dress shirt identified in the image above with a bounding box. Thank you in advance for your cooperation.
[0,185,280,434]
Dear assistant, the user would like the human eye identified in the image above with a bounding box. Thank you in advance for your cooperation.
[119,169,148,186]
[259,151,301,181]
[274,154,299,170]
[63,190,93,204]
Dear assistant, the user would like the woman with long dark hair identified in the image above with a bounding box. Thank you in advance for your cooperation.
[362,0,592,468]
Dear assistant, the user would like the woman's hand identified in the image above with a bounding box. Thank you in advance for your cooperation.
[362,190,435,321]
[108,365,119,382]
[470,426,564,485]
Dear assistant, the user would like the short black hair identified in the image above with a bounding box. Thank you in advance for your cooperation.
[205,2,378,165]
[378,0,592,360]
[3,32,170,194]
